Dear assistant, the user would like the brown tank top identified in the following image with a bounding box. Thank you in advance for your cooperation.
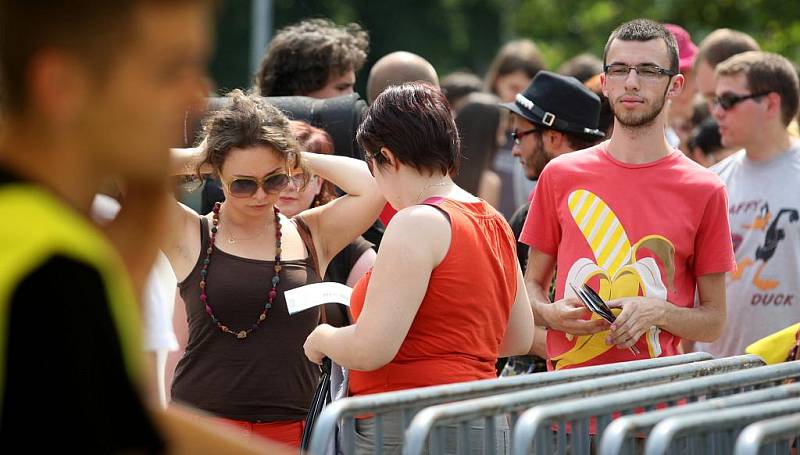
[171,217,320,422]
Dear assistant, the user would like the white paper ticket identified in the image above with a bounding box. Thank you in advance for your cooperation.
[285,282,353,315]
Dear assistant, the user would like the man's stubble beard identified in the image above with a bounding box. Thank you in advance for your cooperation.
[611,95,666,128]
[530,134,550,181]
[611,82,671,129]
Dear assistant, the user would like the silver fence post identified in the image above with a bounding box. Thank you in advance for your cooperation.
[403,355,762,455]
[645,399,800,454]
[307,353,711,454]
[599,382,800,454]
[735,412,800,455]
[511,360,800,455]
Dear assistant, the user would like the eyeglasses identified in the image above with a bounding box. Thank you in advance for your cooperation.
[604,63,677,80]
[711,91,771,111]
[223,171,307,198]
[511,127,540,145]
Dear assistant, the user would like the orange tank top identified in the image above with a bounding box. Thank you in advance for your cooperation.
[349,198,518,395]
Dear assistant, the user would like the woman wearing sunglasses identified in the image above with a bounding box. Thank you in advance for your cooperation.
[165,90,384,447]
[303,83,534,454]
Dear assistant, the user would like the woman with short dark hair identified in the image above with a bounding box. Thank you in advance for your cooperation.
[303,83,534,454]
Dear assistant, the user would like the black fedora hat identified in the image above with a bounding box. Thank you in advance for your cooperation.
[500,71,604,138]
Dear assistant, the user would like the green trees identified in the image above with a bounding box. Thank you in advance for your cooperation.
[512,0,799,70]
[210,0,799,94]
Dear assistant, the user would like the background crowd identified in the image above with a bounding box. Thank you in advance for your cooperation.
[1,1,799,454]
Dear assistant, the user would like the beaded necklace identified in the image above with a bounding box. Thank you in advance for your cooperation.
[200,202,282,340]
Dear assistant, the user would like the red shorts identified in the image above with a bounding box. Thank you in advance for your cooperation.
[218,417,304,448]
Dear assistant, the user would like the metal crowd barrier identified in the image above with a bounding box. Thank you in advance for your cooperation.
[599,382,800,454]
[403,355,762,455]
[735,412,800,455]
[511,360,800,455]
[645,393,800,454]
[307,352,710,454]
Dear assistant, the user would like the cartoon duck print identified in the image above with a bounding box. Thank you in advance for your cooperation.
[754,208,799,289]
[733,203,799,290]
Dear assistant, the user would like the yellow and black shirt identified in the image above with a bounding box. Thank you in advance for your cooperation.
[0,168,164,452]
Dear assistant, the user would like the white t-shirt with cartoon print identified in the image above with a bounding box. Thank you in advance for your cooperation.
[697,142,800,357]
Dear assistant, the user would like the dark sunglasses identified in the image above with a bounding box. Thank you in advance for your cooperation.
[224,172,307,198]
[511,127,540,145]
[712,91,771,111]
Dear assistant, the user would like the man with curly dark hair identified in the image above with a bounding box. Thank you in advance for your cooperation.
[255,18,369,98]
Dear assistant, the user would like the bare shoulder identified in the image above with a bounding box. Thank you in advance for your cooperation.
[166,202,203,281]
[383,205,452,261]
[165,201,202,251]
[375,205,452,269]
[279,212,305,246]
[388,204,451,233]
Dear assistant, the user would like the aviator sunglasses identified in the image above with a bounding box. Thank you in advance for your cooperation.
[224,171,308,198]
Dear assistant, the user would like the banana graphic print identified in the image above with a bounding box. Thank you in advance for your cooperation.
[551,190,676,370]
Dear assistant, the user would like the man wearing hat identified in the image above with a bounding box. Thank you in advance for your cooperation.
[499,70,604,366]
[501,71,605,270]
[520,19,734,370]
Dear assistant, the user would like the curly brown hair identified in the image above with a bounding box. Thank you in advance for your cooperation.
[197,89,310,189]
[255,18,369,97]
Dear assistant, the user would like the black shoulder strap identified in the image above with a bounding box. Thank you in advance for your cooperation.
[199,216,210,248]
[291,216,321,278]
[291,216,331,325]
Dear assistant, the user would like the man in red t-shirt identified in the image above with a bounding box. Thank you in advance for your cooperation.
[521,18,736,370]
